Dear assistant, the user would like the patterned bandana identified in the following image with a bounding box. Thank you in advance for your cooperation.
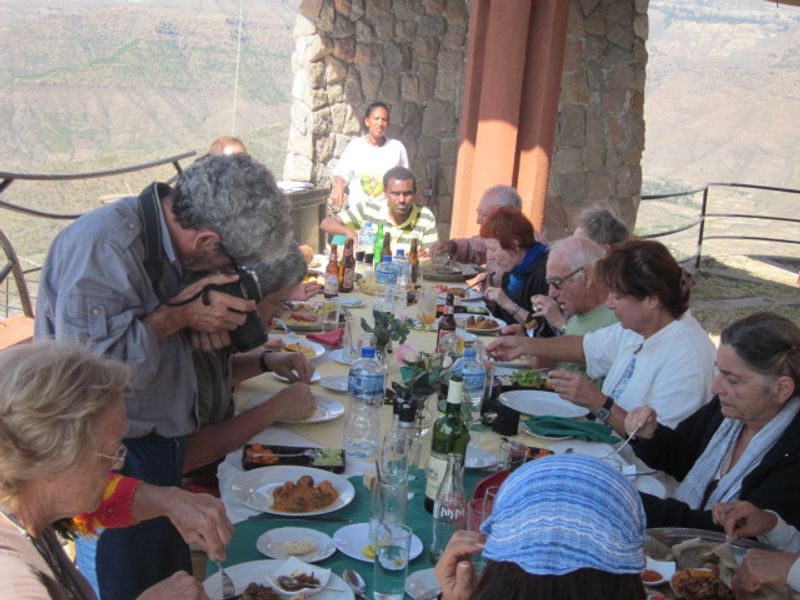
[481,455,646,575]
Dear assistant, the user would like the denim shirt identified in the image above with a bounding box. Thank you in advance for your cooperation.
[35,190,199,438]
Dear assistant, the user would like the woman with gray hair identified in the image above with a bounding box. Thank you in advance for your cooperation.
[573,205,629,248]
[626,311,800,531]
[0,341,230,599]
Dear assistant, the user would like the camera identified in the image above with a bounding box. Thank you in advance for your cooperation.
[214,265,267,353]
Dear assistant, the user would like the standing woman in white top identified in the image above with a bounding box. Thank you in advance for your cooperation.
[329,101,409,212]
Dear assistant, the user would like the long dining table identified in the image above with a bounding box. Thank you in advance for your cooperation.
[207,284,673,598]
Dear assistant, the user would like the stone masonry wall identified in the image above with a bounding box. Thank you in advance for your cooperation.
[283,0,469,232]
[545,0,649,238]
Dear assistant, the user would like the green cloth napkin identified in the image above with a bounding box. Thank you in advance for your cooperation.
[523,416,619,443]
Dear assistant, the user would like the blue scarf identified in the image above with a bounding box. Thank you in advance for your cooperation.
[507,244,548,295]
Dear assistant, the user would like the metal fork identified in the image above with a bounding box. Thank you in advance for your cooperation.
[604,424,640,459]
[217,561,235,598]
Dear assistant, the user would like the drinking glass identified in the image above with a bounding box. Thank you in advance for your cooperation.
[321,300,340,333]
[373,523,412,600]
[498,440,528,472]
[379,430,410,482]
[416,285,438,329]
[369,477,408,544]
[342,314,359,360]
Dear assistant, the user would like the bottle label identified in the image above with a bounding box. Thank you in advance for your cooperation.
[348,372,384,400]
[324,273,339,296]
[425,452,449,501]
[342,267,355,290]
[436,330,455,355]
[433,495,466,522]
[463,373,486,393]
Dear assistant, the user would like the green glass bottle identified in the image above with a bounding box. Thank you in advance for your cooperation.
[424,373,470,512]
[372,222,385,267]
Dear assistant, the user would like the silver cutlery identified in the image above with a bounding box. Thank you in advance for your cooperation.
[216,560,235,598]
[342,568,368,599]
[604,424,640,459]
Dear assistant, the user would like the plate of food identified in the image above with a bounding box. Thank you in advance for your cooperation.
[641,556,676,587]
[333,523,423,563]
[498,390,589,418]
[265,556,331,596]
[282,340,325,360]
[203,559,353,600]
[496,368,552,390]
[433,284,482,302]
[670,568,732,600]
[242,444,346,473]
[257,527,337,563]
[231,466,355,516]
[285,312,323,332]
[461,315,505,334]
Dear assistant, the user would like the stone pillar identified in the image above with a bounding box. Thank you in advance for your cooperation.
[545,0,649,238]
[284,0,469,235]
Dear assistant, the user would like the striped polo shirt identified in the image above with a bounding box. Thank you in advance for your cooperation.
[338,197,439,250]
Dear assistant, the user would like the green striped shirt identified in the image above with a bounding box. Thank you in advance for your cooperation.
[339,198,439,250]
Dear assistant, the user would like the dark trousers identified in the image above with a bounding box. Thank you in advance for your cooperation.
[76,433,190,600]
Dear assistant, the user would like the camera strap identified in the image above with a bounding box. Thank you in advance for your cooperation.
[136,182,171,292]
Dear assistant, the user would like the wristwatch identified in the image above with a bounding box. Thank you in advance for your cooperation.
[594,396,615,425]
[258,350,273,373]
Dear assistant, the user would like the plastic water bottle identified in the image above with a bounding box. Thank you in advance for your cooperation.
[344,347,385,459]
[374,256,397,314]
[451,348,487,412]
[393,249,410,319]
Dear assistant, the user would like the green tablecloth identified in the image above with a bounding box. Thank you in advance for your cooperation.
[210,470,485,588]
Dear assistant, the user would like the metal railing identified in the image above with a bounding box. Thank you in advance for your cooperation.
[639,182,800,269]
[0,151,196,317]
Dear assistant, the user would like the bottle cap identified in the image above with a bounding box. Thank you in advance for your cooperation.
[361,347,375,358]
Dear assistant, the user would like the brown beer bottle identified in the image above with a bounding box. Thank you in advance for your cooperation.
[340,238,355,293]
[436,293,457,354]
[408,238,420,285]
[381,232,392,261]
[324,244,340,298]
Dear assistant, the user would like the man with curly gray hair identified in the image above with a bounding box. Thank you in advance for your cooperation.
[35,153,294,600]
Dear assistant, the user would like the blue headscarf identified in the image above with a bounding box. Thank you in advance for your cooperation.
[481,455,646,575]
[506,243,548,295]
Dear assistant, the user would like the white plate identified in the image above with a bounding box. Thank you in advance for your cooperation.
[405,568,440,599]
[498,390,589,418]
[257,527,336,562]
[231,465,356,516]
[272,370,322,384]
[245,396,344,424]
[329,348,357,365]
[266,556,331,596]
[320,375,349,393]
[335,296,365,308]
[203,559,353,600]
[644,556,676,586]
[436,288,483,302]
[282,340,326,359]
[465,445,498,469]
[333,522,423,564]
[520,421,573,441]
[457,315,507,334]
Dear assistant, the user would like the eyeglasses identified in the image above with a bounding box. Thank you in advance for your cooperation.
[93,444,128,470]
[546,267,584,290]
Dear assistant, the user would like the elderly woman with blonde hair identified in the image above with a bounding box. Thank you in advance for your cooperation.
[0,341,230,599]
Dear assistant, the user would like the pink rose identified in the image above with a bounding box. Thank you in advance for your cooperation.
[395,343,419,365]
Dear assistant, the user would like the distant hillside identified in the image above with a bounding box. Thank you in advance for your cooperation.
[643,0,800,192]
[0,0,297,174]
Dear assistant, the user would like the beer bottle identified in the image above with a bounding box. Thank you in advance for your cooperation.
[436,293,456,354]
[324,244,340,298]
[340,238,355,293]
[381,231,392,261]
[408,238,420,285]
[424,374,469,513]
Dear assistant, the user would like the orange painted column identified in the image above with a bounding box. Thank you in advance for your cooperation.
[450,0,569,238]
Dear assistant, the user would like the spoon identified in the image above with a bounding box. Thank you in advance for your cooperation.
[342,568,368,599]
